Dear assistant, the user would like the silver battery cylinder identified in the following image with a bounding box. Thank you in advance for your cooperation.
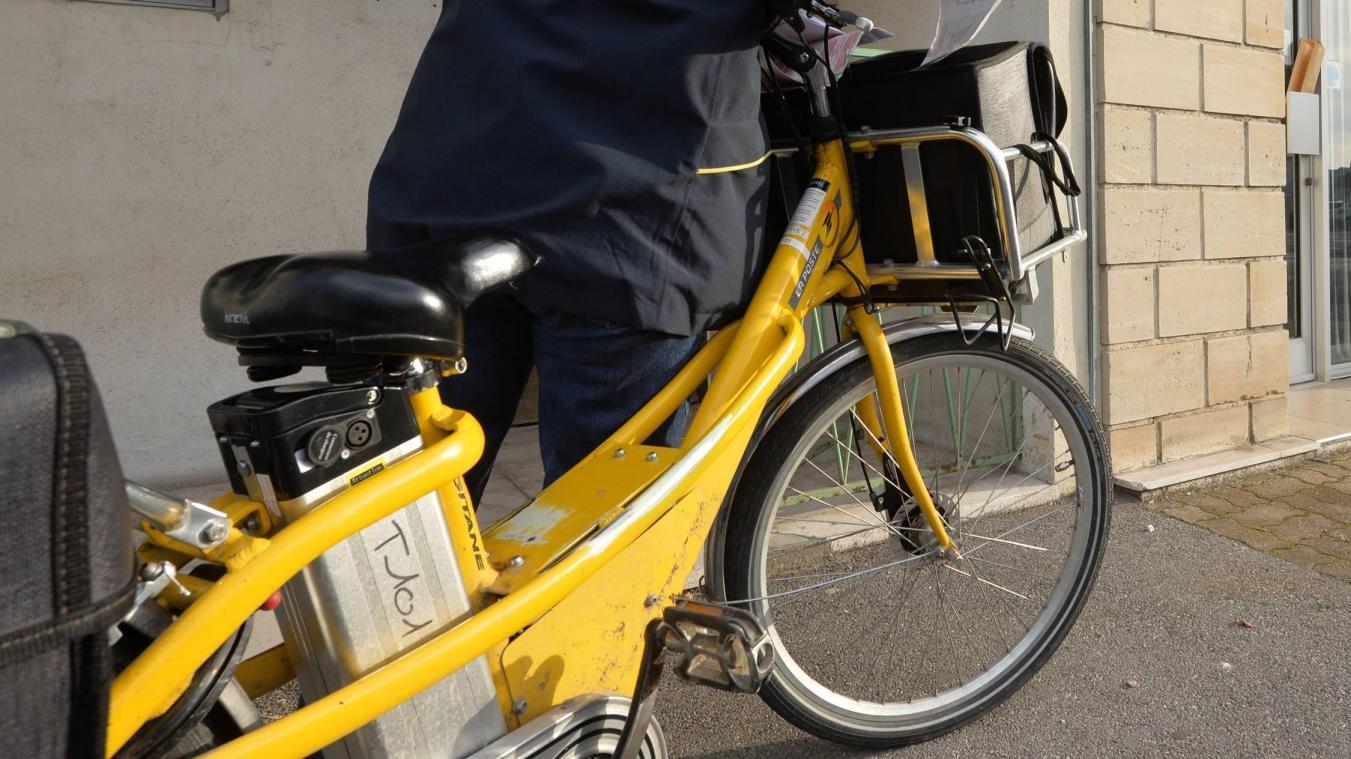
[261,434,506,758]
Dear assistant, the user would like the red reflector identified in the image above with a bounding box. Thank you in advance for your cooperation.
[260,591,282,611]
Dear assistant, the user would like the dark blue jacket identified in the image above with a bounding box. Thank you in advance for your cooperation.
[367,0,771,336]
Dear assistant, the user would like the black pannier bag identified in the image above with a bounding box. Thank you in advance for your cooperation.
[0,322,135,758]
[764,41,1081,304]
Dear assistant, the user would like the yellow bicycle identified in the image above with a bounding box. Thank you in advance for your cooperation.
[104,2,1108,756]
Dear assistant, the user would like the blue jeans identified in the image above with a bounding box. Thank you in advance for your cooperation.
[441,294,702,506]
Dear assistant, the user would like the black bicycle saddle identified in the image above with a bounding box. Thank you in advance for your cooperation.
[201,234,537,372]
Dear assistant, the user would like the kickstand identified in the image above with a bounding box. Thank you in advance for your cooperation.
[614,619,666,759]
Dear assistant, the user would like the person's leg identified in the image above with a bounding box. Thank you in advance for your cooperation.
[532,313,702,486]
[438,293,535,505]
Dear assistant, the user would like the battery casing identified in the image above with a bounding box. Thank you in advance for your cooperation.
[210,383,506,758]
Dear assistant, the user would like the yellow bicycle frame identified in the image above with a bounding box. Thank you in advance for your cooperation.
[106,136,953,759]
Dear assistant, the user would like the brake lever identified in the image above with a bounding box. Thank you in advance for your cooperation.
[834,9,874,33]
[767,1,878,41]
[806,1,876,34]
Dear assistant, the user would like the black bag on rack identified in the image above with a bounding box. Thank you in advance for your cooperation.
[846,42,1077,268]
[764,41,1080,295]
[0,322,135,758]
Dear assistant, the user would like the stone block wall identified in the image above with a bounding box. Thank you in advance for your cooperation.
[1096,0,1290,471]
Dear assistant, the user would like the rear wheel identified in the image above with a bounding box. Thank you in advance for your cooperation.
[721,332,1111,748]
[112,566,259,758]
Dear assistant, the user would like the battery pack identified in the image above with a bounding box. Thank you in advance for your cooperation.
[209,383,506,758]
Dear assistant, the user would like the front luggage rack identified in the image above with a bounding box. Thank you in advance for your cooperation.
[842,125,1087,300]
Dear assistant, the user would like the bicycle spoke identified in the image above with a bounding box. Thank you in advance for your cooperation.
[970,447,1070,524]
[775,515,887,529]
[958,392,1041,509]
[947,548,1033,652]
[839,550,927,663]
[954,387,1032,508]
[766,523,895,560]
[966,462,1070,534]
[824,427,908,497]
[868,563,928,686]
[738,345,1105,730]
[960,554,1055,581]
[734,551,935,605]
[840,407,939,528]
[785,485,891,534]
[942,563,1029,600]
[795,459,908,540]
[957,532,1047,553]
[962,500,1075,560]
[951,369,997,498]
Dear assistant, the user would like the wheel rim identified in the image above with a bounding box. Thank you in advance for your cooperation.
[743,351,1105,733]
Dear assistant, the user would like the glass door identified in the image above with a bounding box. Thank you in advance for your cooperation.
[1324,0,1351,375]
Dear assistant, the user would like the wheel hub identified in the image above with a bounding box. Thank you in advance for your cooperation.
[894,491,957,555]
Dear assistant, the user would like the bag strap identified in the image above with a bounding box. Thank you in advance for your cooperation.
[1013,133,1082,198]
[0,581,135,667]
[1028,45,1069,138]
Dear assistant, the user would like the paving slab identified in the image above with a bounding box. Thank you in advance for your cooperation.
[1159,447,1351,580]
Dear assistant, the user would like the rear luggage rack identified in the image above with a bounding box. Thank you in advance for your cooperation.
[846,125,1086,288]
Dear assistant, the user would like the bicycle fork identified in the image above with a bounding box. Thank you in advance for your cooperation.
[844,306,958,555]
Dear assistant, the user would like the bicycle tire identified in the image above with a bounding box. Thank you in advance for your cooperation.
[721,331,1112,748]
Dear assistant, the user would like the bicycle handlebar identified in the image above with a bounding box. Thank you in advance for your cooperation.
[840,10,874,33]
[764,1,875,80]
[814,3,874,33]
[770,0,874,34]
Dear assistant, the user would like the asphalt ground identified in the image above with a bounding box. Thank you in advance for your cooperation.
[652,498,1351,758]
[254,497,1350,757]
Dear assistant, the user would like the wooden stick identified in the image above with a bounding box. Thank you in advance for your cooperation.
[1299,39,1325,93]
[1289,38,1325,93]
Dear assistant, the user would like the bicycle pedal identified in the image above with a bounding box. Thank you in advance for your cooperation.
[657,599,773,694]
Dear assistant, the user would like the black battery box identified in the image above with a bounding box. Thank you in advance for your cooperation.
[208,383,422,510]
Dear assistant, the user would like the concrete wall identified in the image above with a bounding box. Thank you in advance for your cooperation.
[1,0,1090,488]
[0,0,439,487]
